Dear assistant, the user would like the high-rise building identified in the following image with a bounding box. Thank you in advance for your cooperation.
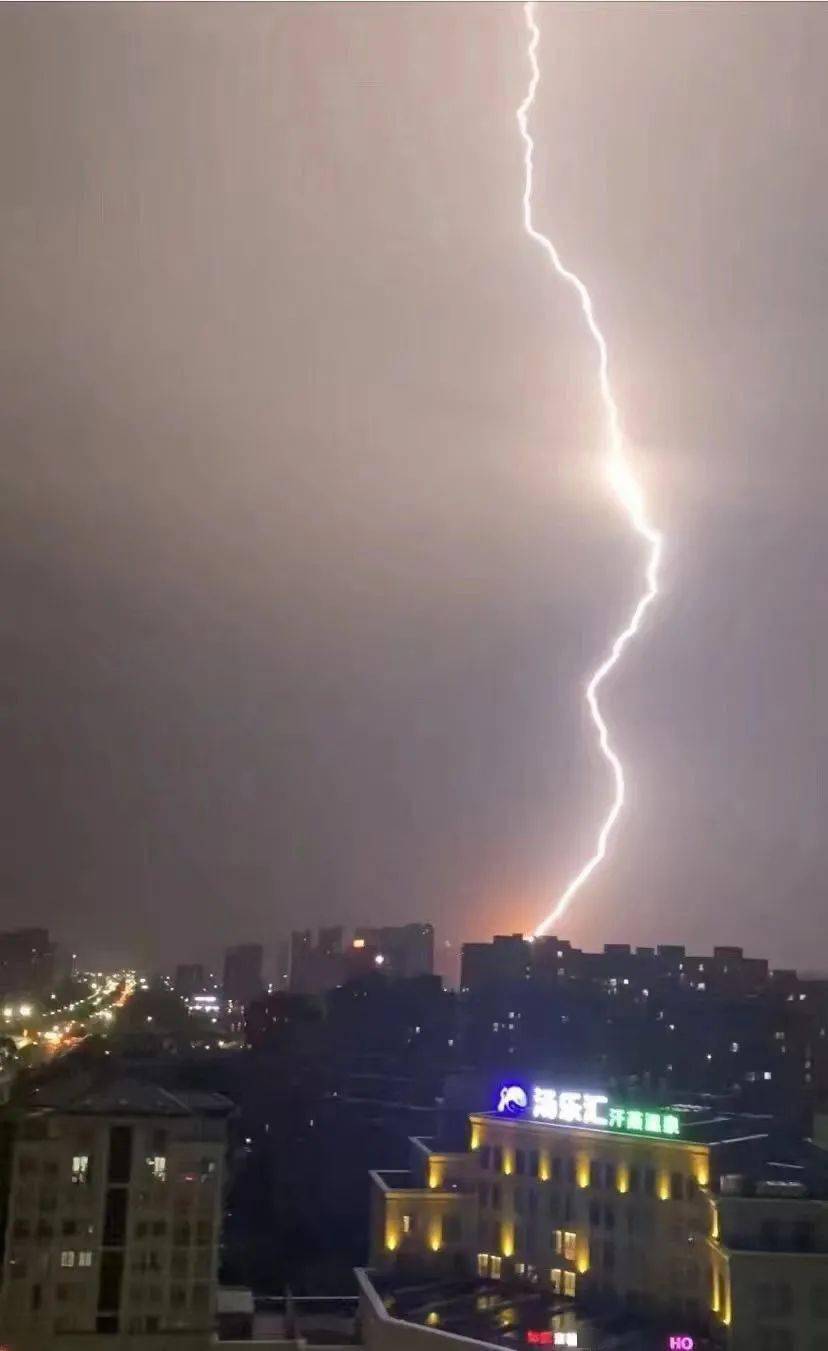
[173,964,205,999]
[460,933,531,991]
[288,930,344,995]
[0,928,57,999]
[353,924,434,979]
[222,945,263,1006]
[0,1075,233,1345]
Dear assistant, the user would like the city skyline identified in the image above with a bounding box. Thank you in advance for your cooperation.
[3,4,828,972]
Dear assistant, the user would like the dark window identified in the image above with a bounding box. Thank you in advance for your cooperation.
[670,1172,684,1201]
[151,1130,167,1155]
[629,1167,640,1193]
[493,1147,503,1173]
[529,1150,540,1178]
[107,1127,133,1185]
[480,1146,491,1171]
[12,1220,29,1239]
[552,1158,562,1183]
[31,1283,42,1311]
[479,1183,489,1207]
[566,1159,576,1186]
[589,1161,601,1189]
[62,1220,77,1237]
[604,1206,615,1230]
[603,1240,615,1270]
[152,1221,167,1237]
[103,1188,128,1246]
[528,1190,538,1216]
[589,1201,601,1227]
[444,1216,462,1242]
[146,1316,160,1332]
[515,1188,524,1213]
[98,1251,124,1313]
[605,1163,616,1190]
[644,1168,655,1196]
[174,1222,191,1245]
[760,1219,781,1251]
[491,1184,501,1210]
[134,1221,147,1239]
[96,1315,119,1334]
[793,1221,815,1252]
[515,1150,526,1175]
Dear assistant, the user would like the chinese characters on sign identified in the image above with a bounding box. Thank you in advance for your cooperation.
[495,1084,681,1138]
[532,1088,609,1126]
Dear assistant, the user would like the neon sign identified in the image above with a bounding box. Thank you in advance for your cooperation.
[668,1339,694,1351]
[526,1335,576,1348]
[498,1085,528,1114]
[496,1084,681,1138]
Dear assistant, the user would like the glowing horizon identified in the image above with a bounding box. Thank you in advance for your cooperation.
[517,1,664,938]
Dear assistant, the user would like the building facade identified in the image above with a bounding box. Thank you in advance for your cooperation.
[370,1082,828,1351]
[222,944,263,1006]
[0,1077,233,1348]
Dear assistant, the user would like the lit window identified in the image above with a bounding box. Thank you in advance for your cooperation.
[563,1271,576,1297]
[150,1156,166,1182]
[402,1214,414,1235]
[60,1251,75,1268]
[71,1155,89,1184]
[477,1253,489,1277]
[731,1042,739,1053]
[554,1230,562,1254]
[490,1255,502,1279]
[563,1231,577,1261]
[78,1251,93,1267]
[550,1268,562,1293]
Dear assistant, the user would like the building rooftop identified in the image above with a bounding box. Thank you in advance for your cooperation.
[472,1104,773,1148]
[365,1275,712,1351]
[26,1073,234,1118]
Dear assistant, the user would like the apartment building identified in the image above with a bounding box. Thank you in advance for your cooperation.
[0,1075,233,1349]
[370,1080,828,1350]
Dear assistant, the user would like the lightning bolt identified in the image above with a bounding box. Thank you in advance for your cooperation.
[517,1,664,938]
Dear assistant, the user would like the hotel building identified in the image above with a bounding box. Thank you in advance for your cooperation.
[370,1083,828,1350]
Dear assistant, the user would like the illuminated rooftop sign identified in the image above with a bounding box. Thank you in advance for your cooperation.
[496,1084,681,1138]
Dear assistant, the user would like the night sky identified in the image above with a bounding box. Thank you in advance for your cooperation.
[2,3,828,976]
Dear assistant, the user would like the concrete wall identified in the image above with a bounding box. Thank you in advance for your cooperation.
[356,1269,494,1351]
